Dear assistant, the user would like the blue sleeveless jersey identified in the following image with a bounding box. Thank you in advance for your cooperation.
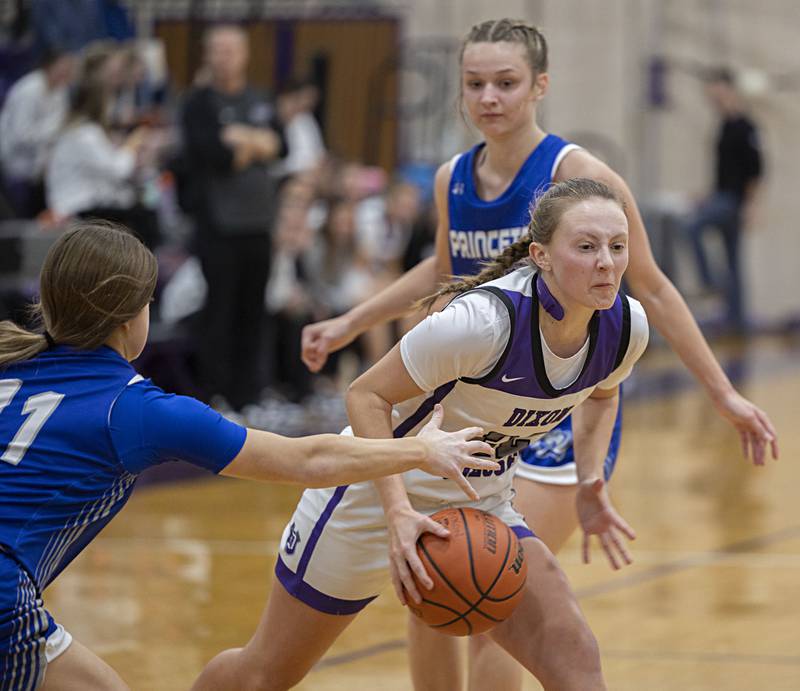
[445,134,624,480]
[448,134,577,276]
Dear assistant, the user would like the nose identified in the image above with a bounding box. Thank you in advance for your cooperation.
[480,84,498,105]
[596,247,613,271]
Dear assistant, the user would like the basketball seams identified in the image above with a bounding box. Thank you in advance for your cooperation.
[462,509,516,602]
[413,508,528,635]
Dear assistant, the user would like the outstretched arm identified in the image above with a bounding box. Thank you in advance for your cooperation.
[571,387,636,570]
[557,149,778,464]
[301,162,455,372]
[221,413,493,489]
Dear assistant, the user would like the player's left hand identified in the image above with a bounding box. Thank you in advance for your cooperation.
[576,478,636,570]
[713,389,778,465]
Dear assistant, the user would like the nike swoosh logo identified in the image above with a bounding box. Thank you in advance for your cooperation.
[501,374,525,383]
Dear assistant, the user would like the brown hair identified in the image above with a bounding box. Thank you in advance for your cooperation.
[0,220,158,368]
[460,18,548,77]
[418,178,624,310]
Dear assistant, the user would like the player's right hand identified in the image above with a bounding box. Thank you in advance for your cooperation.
[300,315,358,372]
[385,504,449,605]
[417,404,496,500]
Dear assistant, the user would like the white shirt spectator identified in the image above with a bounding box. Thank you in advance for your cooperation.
[0,70,68,180]
[276,112,326,177]
[46,122,136,216]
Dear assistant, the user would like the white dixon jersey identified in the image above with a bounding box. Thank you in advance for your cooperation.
[394,265,649,504]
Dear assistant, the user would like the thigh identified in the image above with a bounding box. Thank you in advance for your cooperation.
[488,538,602,687]
[40,639,128,691]
[237,580,358,688]
[512,478,579,555]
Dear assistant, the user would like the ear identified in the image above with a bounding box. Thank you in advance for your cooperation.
[530,242,551,271]
[533,72,549,102]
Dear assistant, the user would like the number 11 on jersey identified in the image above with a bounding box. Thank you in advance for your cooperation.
[0,378,64,466]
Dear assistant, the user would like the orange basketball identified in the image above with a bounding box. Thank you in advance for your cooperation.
[407,508,528,636]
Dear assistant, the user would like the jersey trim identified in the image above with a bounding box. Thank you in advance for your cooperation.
[550,143,582,179]
[530,275,601,398]
[612,294,632,371]
[459,286,517,385]
[393,380,457,438]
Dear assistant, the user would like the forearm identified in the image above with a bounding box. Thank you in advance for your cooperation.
[345,256,441,336]
[221,429,426,487]
[633,272,734,403]
[571,394,619,482]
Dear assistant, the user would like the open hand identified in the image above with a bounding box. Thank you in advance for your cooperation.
[577,478,636,570]
[417,405,496,500]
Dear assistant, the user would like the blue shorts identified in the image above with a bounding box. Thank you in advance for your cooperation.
[516,398,623,485]
[0,551,71,691]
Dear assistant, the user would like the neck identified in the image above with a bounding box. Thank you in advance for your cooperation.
[104,330,128,361]
[538,274,595,357]
[482,123,547,179]
[213,75,246,95]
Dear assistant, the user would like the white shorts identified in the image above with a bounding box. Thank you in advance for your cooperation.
[275,481,535,615]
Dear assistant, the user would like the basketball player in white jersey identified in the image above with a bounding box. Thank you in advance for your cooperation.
[301,18,779,690]
[192,179,649,691]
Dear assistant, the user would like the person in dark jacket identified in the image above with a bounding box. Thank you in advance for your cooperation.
[181,24,286,410]
[685,67,763,331]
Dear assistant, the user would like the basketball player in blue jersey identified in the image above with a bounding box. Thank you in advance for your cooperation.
[193,179,647,691]
[301,18,779,690]
[0,220,498,691]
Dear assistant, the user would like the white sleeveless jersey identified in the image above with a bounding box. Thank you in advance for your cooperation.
[393,266,649,504]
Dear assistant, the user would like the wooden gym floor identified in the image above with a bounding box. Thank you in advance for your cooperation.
[44,333,800,690]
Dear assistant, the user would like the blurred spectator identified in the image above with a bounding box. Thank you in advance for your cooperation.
[275,78,326,178]
[98,0,136,42]
[180,24,285,411]
[307,197,373,318]
[684,67,763,331]
[28,0,134,55]
[265,176,318,402]
[0,48,75,217]
[30,0,104,53]
[109,42,169,131]
[45,68,159,247]
[355,179,421,274]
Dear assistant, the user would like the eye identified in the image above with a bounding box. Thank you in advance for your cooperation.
[499,79,515,89]
[578,242,594,251]
[611,241,627,252]
[467,80,483,89]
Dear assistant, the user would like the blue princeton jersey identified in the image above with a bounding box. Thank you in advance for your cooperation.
[0,346,245,591]
[448,134,578,276]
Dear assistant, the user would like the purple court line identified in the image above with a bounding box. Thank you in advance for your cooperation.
[312,524,800,672]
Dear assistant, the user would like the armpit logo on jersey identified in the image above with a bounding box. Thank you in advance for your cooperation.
[502,406,573,428]
[284,522,301,554]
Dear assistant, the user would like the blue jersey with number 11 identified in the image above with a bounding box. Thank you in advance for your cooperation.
[0,346,245,591]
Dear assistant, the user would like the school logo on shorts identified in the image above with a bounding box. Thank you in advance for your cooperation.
[284,522,301,555]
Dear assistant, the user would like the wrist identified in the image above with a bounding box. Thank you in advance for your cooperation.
[706,378,736,407]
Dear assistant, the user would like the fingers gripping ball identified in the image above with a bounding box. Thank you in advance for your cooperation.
[407,508,527,636]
